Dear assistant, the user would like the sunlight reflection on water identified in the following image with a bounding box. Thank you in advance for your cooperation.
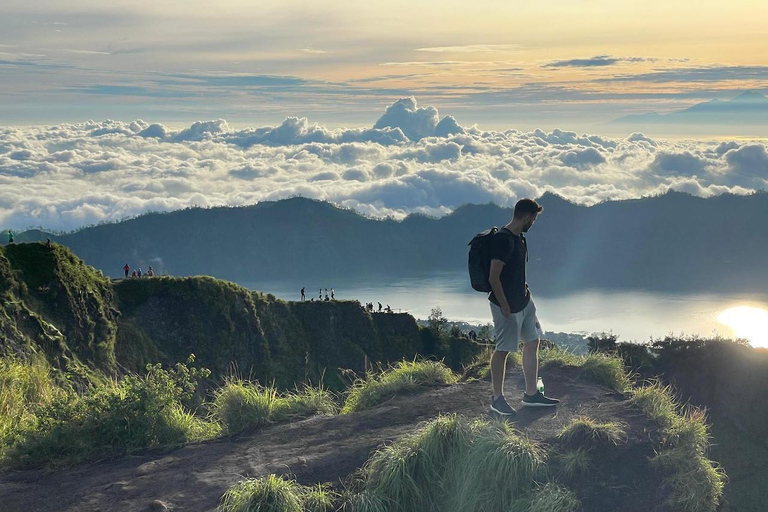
[718,306,768,348]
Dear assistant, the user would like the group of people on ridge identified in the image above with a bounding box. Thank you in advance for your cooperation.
[300,287,335,301]
[123,263,154,279]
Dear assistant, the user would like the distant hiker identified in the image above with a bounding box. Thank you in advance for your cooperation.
[137,268,143,278]
[319,288,322,300]
[385,304,392,313]
[331,288,335,300]
[487,198,559,417]
[46,238,52,249]
[378,302,382,313]
[123,263,130,278]
[324,288,329,300]
[301,287,306,301]
[147,266,154,277]
[469,330,477,341]
[132,270,137,278]
[7,230,13,244]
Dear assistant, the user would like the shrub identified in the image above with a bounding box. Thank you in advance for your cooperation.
[2,358,218,468]
[342,360,457,414]
[510,483,581,512]
[554,448,592,480]
[540,347,631,393]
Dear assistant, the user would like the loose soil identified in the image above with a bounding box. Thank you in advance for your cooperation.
[0,364,665,512]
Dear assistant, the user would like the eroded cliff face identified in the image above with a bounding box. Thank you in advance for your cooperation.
[1,243,480,389]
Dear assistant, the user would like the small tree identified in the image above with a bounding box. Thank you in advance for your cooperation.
[587,332,618,354]
[428,307,448,337]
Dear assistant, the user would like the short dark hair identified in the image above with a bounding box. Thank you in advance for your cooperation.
[513,198,543,218]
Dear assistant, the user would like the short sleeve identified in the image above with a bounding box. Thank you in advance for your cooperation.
[489,232,512,263]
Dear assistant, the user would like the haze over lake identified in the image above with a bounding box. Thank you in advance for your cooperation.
[243,272,768,348]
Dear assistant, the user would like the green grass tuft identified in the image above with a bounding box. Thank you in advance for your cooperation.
[631,382,726,512]
[540,348,632,393]
[558,416,627,448]
[359,414,546,512]
[342,360,458,414]
[554,447,592,480]
[212,378,337,435]
[218,474,304,512]
[510,483,581,512]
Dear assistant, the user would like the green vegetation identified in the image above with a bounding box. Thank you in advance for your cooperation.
[553,448,592,480]
[217,474,338,512]
[557,416,626,448]
[212,379,337,435]
[510,483,581,512]
[631,383,725,512]
[342,360,458,414]
[352,414,548,512]
[539,347,632,393]
[0,356,219,469]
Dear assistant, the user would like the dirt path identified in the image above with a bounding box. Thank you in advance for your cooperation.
[0,365,658,512]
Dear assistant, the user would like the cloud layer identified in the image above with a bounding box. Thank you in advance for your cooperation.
[0,98,764,231]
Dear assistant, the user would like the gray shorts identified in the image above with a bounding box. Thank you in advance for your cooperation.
[490,300,543,352]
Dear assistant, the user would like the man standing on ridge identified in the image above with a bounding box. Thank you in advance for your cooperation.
[488,198,559,416]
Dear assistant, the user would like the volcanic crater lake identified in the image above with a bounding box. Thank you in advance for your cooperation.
[241,272,768,348]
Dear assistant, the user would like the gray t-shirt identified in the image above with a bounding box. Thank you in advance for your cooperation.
[488,228,530,313]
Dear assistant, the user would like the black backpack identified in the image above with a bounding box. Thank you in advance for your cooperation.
[467,227,500,292]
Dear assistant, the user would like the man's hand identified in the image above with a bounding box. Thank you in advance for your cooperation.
[501,304,512,319]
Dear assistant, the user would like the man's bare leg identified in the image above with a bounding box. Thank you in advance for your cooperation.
[522,339,540,396]
[491,350,509,399]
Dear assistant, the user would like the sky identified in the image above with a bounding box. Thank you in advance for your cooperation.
[2,0,768,130]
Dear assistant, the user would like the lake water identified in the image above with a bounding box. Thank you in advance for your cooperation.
[241,272,768,348]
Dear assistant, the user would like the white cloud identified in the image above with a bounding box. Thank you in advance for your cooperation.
[0,98,764,231]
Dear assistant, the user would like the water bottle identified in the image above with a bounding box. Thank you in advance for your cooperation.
[537,377,544,395]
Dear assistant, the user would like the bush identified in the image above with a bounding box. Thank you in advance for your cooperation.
[342,360,457,414]
[540,347,631,393]
[2,358,218,468]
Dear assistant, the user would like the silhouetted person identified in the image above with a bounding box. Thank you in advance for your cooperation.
[319,288,322,300]
[324,288,329,301]
[331,288,335,300]
[137,268,143,278]
[385,305,392,313]
[123,263,130,278]
[7,230,13,244]
[378,302,382,313]
[301,287,306,301]
[147,266,154,277]
[46,238,52,249]
[488,198,559,417]
[132,270,137,278]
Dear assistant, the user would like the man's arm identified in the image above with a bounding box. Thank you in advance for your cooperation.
[489,259,511,318]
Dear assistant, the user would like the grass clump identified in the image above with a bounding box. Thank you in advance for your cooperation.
[631,382,725,512]
[212,379,337,435]
[554,448,592,480]
[540,347,632,393]
[510,483,581,512]
[218,475,339,512]
[342,360,458,414]
[558,416,627,448]
[356,414,546,512]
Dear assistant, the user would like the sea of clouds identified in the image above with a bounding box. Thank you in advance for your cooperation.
[1,97,766,231]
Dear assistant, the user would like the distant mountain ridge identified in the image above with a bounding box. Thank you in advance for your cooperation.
[611,91,768,131]
[11,191,768,293]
